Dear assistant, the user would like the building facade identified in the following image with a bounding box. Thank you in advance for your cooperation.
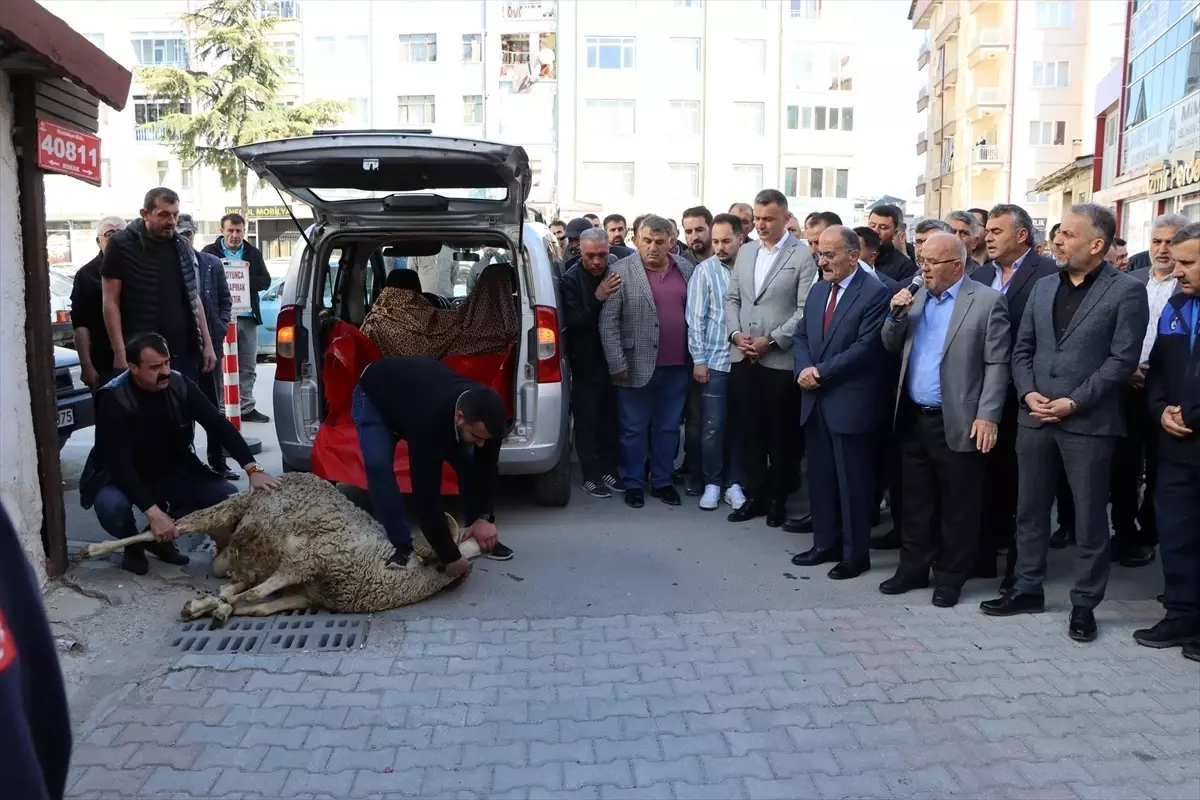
[910,0,1126,232]
[41,0,912,259]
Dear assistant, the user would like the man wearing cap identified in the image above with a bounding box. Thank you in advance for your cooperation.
[352,356,515,576]
[179,214,237,479]
[565,217,631,269]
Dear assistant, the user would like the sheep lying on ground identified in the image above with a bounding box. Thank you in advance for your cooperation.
[175,472,479,624]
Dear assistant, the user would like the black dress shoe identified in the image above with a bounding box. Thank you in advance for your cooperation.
[146,540,190,565]
[1183,641,1200,663]
[1119,545,1157,568]
[879,573,929,595]
[792,546,841,567]
[209,462,239,481]
[650,485,682,506]
[728,500,767,522]
[684,482,705,498]
[1133,617,1200,649]
[980,589,1045,617]
[1068,606,1097,642]
[828,560,869,580]
[870,528,901,550]
[625,489,645,509]
[1049,526,1073,549]
[782,514,813,534]
[765,504,786,528]
[121,545,150,575]
[932,586,961,608]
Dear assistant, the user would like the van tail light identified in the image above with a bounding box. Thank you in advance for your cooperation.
[275,304,299,382]
[534,305,561,384]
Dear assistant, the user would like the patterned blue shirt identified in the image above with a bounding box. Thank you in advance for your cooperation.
[686,255,734,372]
[906,275,965,407]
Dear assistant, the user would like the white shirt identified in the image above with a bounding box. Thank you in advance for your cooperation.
[826,267,859,312]
[753,232,795,295]
[1140,270,1179,363]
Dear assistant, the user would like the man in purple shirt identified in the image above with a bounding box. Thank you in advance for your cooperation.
[599,215,698,508]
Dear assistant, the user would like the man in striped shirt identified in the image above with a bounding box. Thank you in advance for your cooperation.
[686,213,748,511]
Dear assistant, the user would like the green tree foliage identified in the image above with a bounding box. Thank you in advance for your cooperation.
[139,0,347,213]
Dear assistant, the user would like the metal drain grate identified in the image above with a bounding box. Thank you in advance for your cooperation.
[164,609,369,655]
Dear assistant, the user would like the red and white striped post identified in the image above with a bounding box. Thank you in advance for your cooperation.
[222,321,241,431]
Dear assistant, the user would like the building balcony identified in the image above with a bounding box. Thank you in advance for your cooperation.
[918,39,930,69]
[916,175,927,196]
[969,0,998,12]
[917,131,928,155]
[934,2,960,46]
[134,126,166,142]
[972,144,1003,166]
[912,0,937,29]
[502,0,556,21]
[968,27,1010,66]
[931,174,942,192]
[968,86,1008,116]
[917,85,930,112]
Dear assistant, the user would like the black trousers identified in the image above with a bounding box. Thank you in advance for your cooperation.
[196,368,227,466]
[980,395,1019,562]
[1156,459,1200,621]
[1110,386,1157,547]
[806,402,874,566]
[897,403,986,589]
[682,377,703,485]
[732,360,798,505]
[571,379,619,482]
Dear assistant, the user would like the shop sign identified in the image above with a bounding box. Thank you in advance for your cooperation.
[1148,152,1200,194]
[223,260,252,315]
[224,205,297,219]
[1124,94,1200,174]
[36,120,102,185]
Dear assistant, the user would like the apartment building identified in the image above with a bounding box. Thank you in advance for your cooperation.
[39,0,909,263]
[911,0,1125,232]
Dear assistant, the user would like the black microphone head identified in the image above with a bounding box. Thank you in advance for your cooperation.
[906,278,923,294]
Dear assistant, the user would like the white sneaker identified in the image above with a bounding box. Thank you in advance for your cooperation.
[699,485,721,510]
[724,484,747,510]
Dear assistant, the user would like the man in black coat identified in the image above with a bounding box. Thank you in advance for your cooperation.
[353,356,514,575]
[201,212,272,423]
[70,215,125,389]
[972,203,1060,585]
[867,204,918,283]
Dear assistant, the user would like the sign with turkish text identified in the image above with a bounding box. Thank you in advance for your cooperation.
[223,260,252,315]
[223,205,306,219]
[36,120,102,185]
[1148,152,1200,194]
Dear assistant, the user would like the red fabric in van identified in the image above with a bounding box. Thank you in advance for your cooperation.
[311,320,516,494]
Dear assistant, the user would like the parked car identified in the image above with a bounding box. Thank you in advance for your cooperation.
[257,276,286,358]
[55,346,94,450]
[233,132,572,506]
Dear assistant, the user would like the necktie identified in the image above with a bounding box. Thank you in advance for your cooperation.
[822,283,840,336]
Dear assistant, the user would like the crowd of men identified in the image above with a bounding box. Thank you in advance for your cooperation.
[554,196,1199,657]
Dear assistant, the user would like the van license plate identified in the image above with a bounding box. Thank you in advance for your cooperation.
[57,408,74,429]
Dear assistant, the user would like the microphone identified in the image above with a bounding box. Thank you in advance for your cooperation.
[888,278,923,321]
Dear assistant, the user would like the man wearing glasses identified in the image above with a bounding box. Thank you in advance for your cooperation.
[70,216,126,389]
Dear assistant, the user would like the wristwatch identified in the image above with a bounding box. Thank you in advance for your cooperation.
[245,462,265,475]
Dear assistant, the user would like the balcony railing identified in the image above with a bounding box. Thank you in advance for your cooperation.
[918,39,930,69]
[916,175,927,196]
[917,131,928,154]
[973,144,1002,163]
[917,85,930,111]
[972,86,1006,107]
[972,27,1009,49]
[503,0,556,20]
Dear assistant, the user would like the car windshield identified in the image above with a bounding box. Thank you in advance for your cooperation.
[307,187,509,203]
[49,271,75,297]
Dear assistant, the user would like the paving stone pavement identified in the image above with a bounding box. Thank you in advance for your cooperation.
[64,602,1200,800]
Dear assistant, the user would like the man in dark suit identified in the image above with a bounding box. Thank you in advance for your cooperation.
[790,226,890,579]
[981,203,1149,644]
[867,204,918,283]
[354,356,512,574]
[971,203,1060,586]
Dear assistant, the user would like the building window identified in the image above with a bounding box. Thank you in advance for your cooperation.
[735,39,767,74]
[134,96,190,140]
[1034,1,1073,27]
[784,167,798,197]
[669,163,701,198]
[255,1,298,19]
[835,168,849,199]
[312,36,336,71]
[790,0,821,19]
[584,99,636,136]
[462,95,484,125]
[344,97,369,126]
[734,102,765,136]
[530,159,544,190]
[398,95,436,125]
[1031,60,1069,87]
[585,37,635,70]
[814,106,827,130]
[1029,120,1066,145]
[734,164,764,199]
[180,166,194,189]
[669,100,701,135]
[274,39,298,69]
[673,0,703,7]
[581,162,635,199]
[101,158,112,187]
[156,160,170,185]
[670,38,702,71]
[809,167,825,198]
[131,35,189,67]
[1025,179,1050,204]
[462,33,482,62]
[398,33,437,63]
[829,54,852,91]
[786,105,799,130]
[802,106,813,129]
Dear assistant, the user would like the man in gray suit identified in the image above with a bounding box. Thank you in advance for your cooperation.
[723,189,819,526]
[981,203,1149,643]
[599,215,697,510]
[879,232,1011,608]
[1113,214,1188,566]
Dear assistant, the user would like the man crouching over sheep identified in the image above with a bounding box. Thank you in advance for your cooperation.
[353,355,514,577]
[79,331,281,574]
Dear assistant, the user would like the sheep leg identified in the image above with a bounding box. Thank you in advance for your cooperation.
[229,593,314,617]
[180,595,223,621]
[238,572,301,603]
[218,582,248,602]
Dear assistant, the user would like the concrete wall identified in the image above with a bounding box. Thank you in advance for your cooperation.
[0,71,47,586]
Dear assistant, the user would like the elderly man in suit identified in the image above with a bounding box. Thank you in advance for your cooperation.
[1113,214,1189,567]
[791,226,891,580]
[981,203,1149,643]
[879,232,1012,607]
[599,214,696,510]
[723,189,818,527]
[972,203,1060,586]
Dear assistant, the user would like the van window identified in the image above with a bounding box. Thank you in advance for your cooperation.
[322,248,344,308]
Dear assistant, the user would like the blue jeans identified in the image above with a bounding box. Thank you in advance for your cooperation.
[617,366,689,491]
[94,469,236,540]
[352,386,413,552]
[699,369,741,487]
